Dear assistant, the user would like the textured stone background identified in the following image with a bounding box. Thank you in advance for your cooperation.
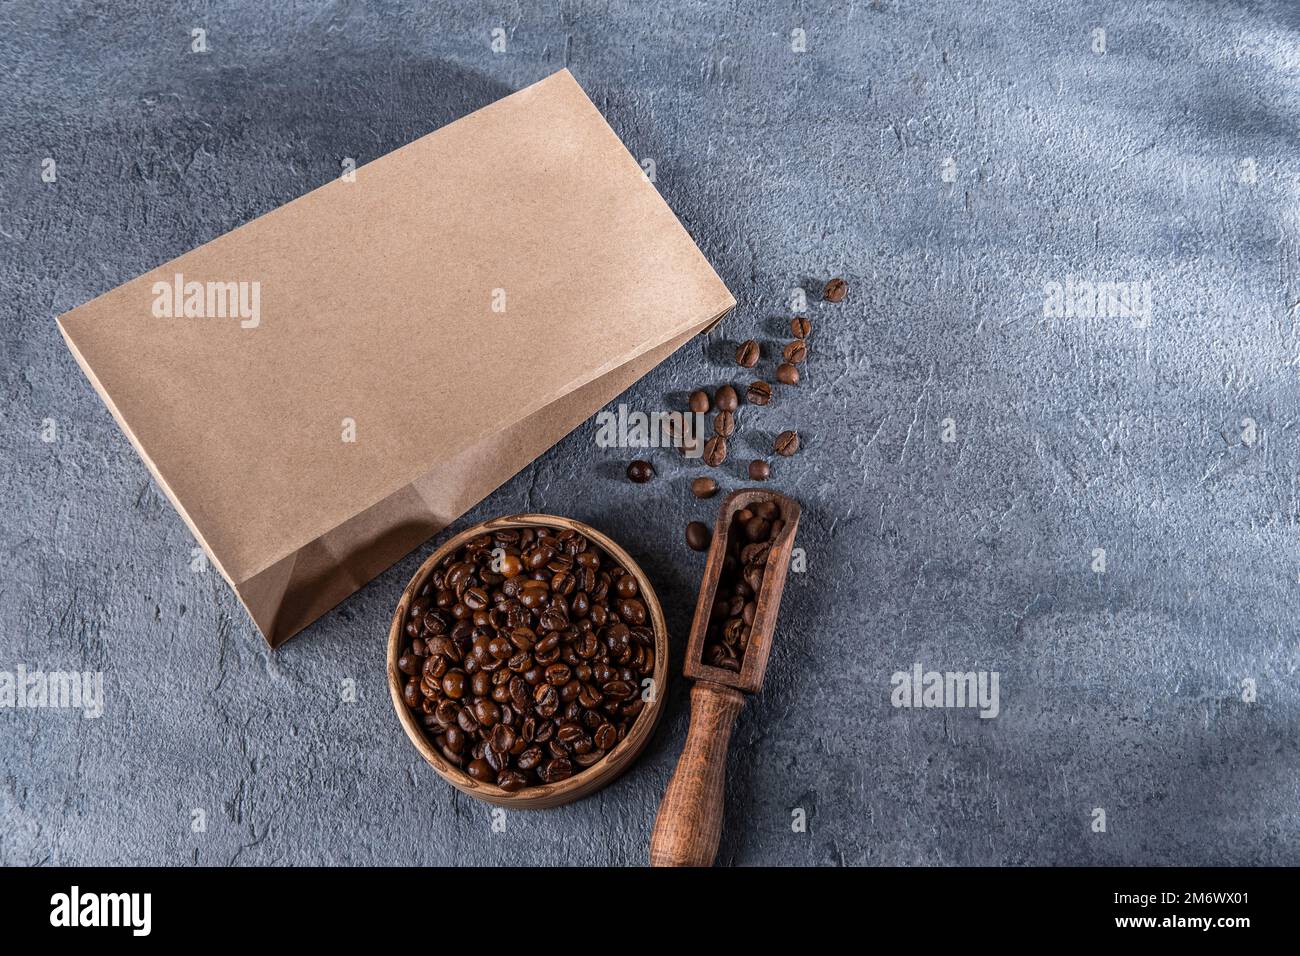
[2,1,1298,866]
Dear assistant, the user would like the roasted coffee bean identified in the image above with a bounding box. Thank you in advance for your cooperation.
[783,340,807,365]
[540,757,573,783]
[690,476,719,499]
[715,384,739,412]
[735,339,760,368]
[686,521,711,552]
[775,430,800,457]
[689,389,711,414]
[497,770,528,792]
[603,680,634,700]
[626,460,655,483]
[595,723,619,750]
[703,435,728,467]
[473,699,501,728]
[790,316,811,338]
[713,410,735,437]
[442,669,467,699]
[617,598,646,625]
[748,460,770,481]
[776,362,799,385]
[823,277,847,302]
[467,758,493,782]
[746,380,772,406]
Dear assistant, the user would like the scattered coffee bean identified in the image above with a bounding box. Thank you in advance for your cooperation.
[702,499,782,671]
[689,389,711,414]
[627,460,655,483]
[748,460,770,481]
[776,363,799,385]
[746,380,772,406]
[685,521,711,552]
[735,340,760,368]
[715,384,739,412]
[823,277,847,302]
[703,435,728,467]
[775,430,800,457]
[713,410,735,437]
[790,317,811,339]
[783,340,807,365]
[399,526,654,791]
[690,476,719,499]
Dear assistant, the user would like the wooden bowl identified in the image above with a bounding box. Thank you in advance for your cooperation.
[386,513,670,808]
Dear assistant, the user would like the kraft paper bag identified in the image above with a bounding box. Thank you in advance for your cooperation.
[57,69,735,646]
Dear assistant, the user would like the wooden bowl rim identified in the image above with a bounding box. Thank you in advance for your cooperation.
[386,513,669,808]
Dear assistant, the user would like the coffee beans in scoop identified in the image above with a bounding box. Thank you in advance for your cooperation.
[397,527,655,792]
[702,500,784,672]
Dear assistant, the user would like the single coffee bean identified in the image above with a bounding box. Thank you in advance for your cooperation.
[776,362,799,385]
[715,384,739,412]
[783,340,807,365]
[689,389,711,414]
[713,410,735,437]
[626,460,655,483]
[790,316,811,338]
[735,339,760,368]
[746,380,772,406]
[703,435,728,467]
[690,476,718,499]
[748,460,770,481]
[686,521,711,552]
[775,430,800,457]
[442,669,467,699]
[823,277,847,302]
[497,770,528,792]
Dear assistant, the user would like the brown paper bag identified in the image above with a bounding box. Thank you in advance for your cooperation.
[57,69,734,646]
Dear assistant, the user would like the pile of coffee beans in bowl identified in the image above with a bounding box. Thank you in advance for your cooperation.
[396,527,655,792]
[702,500,785,672]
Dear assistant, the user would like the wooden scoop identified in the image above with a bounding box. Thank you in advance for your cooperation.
[649,488,801,867]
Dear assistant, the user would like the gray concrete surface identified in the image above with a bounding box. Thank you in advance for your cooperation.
[2,1,1299,866]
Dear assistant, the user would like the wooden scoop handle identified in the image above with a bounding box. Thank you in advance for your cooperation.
[649,680,746,867]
